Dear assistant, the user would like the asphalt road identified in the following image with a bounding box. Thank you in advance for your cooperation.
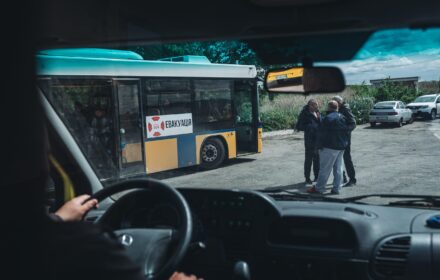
[155,118,440,200]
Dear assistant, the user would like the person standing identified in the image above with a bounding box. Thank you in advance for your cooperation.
[296,99,322,185]
[332,96,357,186]
[307,100,350,195]
[91,107,112,153]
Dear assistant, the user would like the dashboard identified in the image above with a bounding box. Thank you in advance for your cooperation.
[101,188,440,280]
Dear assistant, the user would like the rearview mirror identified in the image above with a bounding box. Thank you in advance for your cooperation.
[265,66,345,94]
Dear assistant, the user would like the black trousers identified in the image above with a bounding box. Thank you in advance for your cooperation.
[304,145,319,180]
[344,143,356,180]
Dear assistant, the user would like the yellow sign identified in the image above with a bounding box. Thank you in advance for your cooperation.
[267,67,304,82]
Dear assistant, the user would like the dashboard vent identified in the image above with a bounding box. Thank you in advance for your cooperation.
[373,236,411,279]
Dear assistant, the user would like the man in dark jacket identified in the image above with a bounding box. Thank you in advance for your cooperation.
[332,96,357,186]
[307,100,350,194]
[296,99,321,184]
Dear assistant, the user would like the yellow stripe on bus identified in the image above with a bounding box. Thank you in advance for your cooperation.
[258,128,263,153]
[195,132,236,164]
[145,138,178,173]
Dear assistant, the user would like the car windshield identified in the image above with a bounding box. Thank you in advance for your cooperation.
[38,27,440,201]
[414,96,436,102]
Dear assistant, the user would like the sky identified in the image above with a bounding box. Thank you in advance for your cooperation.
[328,28,440,85]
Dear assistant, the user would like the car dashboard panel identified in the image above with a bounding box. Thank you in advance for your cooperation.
[103,188,440,280]
[267,217,357,250]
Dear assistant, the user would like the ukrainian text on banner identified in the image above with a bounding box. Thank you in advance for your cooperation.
[146,113,193,138]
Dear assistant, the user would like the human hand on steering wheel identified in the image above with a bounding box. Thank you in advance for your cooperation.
[55,194,98,221]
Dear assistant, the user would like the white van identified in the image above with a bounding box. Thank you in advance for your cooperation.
[407,94,440,120]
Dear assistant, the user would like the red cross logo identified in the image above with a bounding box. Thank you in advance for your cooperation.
[147,116,165,137]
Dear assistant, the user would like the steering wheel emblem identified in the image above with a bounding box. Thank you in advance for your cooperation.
[119,234,134,246]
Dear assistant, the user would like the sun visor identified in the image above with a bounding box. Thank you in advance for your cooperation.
[245,31,371,65]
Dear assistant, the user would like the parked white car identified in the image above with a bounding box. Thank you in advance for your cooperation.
[406,94,440,120]
[369,101,413,127]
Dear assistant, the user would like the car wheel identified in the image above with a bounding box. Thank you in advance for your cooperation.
[397,118,403,127]
[370,122,376,127]
[200,137,226,170]
[430,110,437,120]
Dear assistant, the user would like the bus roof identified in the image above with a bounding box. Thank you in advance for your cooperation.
[38,48,144,60]
[36,49,257,79]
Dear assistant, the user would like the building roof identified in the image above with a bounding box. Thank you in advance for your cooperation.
[370,76,420,84]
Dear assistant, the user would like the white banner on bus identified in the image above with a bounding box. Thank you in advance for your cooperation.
[146,113,193,138]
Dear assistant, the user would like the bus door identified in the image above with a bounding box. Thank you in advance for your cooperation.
[233,80,259,153]
[113,79,145,177]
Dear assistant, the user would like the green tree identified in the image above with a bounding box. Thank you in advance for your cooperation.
[349,82,378,98]
[373,78,417,104]
[127,41,261,66]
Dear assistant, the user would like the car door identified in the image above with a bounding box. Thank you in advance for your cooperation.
[400,102,410,121]
[114,79,145,177]
[436,96,440,117]
[233,80,259,153]
[397,102,404,120]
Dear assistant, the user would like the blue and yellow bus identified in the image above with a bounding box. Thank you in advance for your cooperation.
[37,48,262,182]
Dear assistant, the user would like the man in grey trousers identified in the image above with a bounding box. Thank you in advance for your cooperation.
[307,100,350,195]
[332,95,357,186]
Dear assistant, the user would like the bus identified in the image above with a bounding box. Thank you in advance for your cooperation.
[37,48,262,182]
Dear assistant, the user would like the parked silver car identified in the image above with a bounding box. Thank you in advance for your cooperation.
[369,101,414,127]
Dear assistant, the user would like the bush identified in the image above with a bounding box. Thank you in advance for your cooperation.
[260,110,298,131]
[345,96,375,124]
[259,89,358,130]
[258,79,438,131]
[259,95,303,131]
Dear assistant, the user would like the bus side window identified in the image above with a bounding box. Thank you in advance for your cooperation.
[148,108,160,116]
[39,78,118,181]
[144,79,192,116]
[233,80,254,124]
[194,80,233,124]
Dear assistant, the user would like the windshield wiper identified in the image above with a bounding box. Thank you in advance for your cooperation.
[345,194,440,208]
[259,188,349,203]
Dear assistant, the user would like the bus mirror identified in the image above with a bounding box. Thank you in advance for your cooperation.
[264,66,345,94]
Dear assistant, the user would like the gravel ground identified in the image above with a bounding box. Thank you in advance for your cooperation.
[155,118,440,201]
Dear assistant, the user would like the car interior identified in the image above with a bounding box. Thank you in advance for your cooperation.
[4,1,440,280]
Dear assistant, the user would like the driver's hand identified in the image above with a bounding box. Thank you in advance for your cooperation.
[55,194,98,222]
[169,272,203,280]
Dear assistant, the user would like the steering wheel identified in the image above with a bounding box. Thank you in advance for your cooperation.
[90,178,192,280]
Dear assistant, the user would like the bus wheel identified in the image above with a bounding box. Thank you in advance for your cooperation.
[200,138,226,170]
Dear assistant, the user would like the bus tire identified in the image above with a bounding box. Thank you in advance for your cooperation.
[200,138,226,170]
